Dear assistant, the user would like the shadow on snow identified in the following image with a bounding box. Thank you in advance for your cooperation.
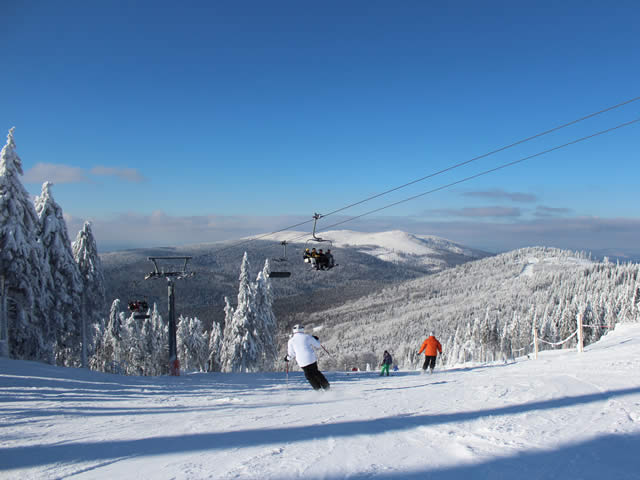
[2,386,639,472]
[310,432,640,480]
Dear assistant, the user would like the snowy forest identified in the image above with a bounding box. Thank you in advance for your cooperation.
[90,253,278,376]
[3,127,640,377]
[310,248,640,371]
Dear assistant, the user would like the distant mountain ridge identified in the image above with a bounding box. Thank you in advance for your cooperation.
[251,229,489,271]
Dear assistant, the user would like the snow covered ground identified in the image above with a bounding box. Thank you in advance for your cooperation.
[2,324,640,480]
[519,254,593,278]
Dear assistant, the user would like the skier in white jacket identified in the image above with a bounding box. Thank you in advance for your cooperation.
[285,324,330,391]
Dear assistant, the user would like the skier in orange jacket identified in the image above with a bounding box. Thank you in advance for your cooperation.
[418,333,442,374]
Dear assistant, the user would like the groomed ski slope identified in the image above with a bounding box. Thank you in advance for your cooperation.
[1,325,640,480]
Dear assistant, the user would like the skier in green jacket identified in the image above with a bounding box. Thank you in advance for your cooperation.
[380,350,392,376]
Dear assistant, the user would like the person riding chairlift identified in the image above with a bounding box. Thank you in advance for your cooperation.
[317,249,335,270]
[128,300,148,312]
[309,248,318,268]
[316,249,327,270]
[325,249,335,269]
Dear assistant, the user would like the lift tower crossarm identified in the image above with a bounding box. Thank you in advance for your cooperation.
[145,256,194,280]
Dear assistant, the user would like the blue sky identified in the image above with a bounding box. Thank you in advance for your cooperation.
[2,1,639,255]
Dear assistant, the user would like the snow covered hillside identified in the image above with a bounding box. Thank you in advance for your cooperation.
[1,324,639,479]
[304,247,638,371]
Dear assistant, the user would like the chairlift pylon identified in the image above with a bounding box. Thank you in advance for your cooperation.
[144,256,196,376]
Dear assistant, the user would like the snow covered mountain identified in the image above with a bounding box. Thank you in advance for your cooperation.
[2,322,639,479]
[253,229,488,271]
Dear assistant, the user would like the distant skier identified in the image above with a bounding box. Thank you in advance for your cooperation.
[285,325,330,391]
[418,333,442,374]
[380,350,392,376]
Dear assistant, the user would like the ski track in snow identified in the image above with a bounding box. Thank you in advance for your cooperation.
[1,325,640,479]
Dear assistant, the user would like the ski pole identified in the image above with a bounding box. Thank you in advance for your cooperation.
[320,344,332,356]
[285,358,289,393]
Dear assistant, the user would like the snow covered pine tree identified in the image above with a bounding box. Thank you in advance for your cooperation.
[35,182,83,366]
[72,222,106,367]
[0,128,52,361]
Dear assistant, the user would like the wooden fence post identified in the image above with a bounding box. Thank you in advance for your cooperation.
[577,312,584,353]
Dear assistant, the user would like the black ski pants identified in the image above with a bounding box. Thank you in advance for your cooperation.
[302,362,330,390]
[422,355,436,370]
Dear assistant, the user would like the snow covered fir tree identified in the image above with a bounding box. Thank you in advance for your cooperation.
[35,182,83,366]
[218,253,278,373]
[0,129,106,366]
[0,128,54,362]
[72,221,106,366]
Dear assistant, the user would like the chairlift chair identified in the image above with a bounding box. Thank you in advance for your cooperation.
[305,213,333,250]
[303,213,336,270]
[268,271,291,278]
[269,241,292,278]
[128,299,150,319]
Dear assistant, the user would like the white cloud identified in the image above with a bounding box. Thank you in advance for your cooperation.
[463,189,537,203]
[65,212,310,251]
[23,162,146,185]
[90,166,146,183]
[429,206,522,218]
[23,163,89,184]
[535,206,572,217]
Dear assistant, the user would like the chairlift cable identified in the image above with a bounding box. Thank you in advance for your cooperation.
[310,117,640,235]
[319,96,640,220]
[211,218,315,256]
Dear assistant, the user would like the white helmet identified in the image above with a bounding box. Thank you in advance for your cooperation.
[292,324,304,333]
